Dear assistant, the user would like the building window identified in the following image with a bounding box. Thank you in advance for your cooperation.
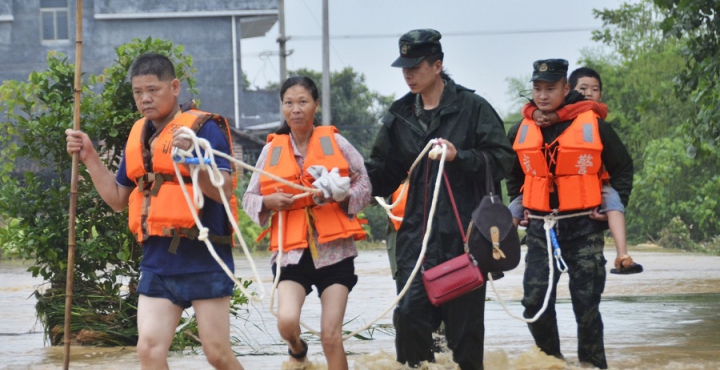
[40,0,69,41]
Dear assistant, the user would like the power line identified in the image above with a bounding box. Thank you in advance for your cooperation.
[289,27,598,41]
[300,0,347,67]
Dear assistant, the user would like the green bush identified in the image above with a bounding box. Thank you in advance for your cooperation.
[626,137,720,244]
[656,216,696,251]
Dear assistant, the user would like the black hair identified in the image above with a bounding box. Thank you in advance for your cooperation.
[128,53,176,82]
[424,53,451,80]
[569,67,602,91]
[275,76,321,135]
[280,76,319,101]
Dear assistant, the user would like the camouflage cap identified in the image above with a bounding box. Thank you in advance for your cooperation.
[391,29,443,68]
[530,59,569,82]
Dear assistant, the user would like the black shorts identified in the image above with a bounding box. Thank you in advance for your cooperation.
[272,249,358,297]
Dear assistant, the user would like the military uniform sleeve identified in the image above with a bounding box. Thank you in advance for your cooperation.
[365,113,407,197]
[598,121,633,206]
[454,100,516,184]
[505,121,524,201]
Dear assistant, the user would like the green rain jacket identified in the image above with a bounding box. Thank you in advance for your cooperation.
[366,79,515,270]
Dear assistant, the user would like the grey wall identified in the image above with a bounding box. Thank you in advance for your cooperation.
[0,0,279,127]
[0,0,11,15]
[95,0,275,13]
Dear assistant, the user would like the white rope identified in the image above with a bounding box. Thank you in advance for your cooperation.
[172,127,271,303]
[172,129,451,341]
[270,140,448,340]
[487,210,592,323]
[373,140,441,225]
[339,142,447,340]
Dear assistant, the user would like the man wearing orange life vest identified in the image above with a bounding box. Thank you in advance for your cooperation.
[65,53,244,370]
[506,59,633,369]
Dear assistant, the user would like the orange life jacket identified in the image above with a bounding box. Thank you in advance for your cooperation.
[513,110,603,212]
[390,184,408,231]
[125,109,238,252]
[258,126,366,252]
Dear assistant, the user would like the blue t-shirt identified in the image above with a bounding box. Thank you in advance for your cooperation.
[117,119,235,275]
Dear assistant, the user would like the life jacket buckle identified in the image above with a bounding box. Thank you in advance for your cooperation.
[163,226,181,254]
[149,173,165,197]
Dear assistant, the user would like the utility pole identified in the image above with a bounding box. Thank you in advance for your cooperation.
[321,0,331,125]
[277,0,287,83]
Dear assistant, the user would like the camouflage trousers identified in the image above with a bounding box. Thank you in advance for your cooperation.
[522,231,608,369]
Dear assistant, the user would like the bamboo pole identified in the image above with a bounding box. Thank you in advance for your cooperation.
[64,0,83,368]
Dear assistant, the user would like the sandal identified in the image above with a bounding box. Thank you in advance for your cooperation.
[610,254,643,274]
[288,339,308,361]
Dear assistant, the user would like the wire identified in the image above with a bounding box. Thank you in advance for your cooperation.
[300,0,347,67]
[290,27,598,41]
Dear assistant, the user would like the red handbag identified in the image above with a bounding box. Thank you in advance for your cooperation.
[422,251,484,306]
[421,169,485,306]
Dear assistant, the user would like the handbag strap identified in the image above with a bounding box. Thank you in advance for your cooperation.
[442,171,467,244]
[473,151,502,209]
[481,151,495,197]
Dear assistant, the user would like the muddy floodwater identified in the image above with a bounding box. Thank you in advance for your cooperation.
[1,244,719,369]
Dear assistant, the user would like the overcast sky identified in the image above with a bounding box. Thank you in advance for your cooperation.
[241,0,631,117]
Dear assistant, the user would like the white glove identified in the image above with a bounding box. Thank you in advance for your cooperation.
[307,166,351,203]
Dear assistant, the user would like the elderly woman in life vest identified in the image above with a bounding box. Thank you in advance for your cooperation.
[242,76,372,370]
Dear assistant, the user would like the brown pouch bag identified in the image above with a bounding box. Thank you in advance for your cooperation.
[467,152,521,273]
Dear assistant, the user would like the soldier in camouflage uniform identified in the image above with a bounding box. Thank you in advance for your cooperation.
[506,59,633,369]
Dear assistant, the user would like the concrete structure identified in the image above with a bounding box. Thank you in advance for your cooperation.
[1,0,282,166]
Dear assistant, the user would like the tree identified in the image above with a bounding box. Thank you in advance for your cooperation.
[500,75,532,130]
[587,0,720,244]
[589,1,695,169]
[653,0,720,144]
[629,137,720,242]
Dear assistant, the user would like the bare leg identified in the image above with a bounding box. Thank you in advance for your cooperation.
[194,297,244,370]
[136,295,183,370]
[277,280,308,362]
[606,210,627,258]
[320,284,349,370]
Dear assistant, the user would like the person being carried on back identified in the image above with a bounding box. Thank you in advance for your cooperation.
[510,66,642,275]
